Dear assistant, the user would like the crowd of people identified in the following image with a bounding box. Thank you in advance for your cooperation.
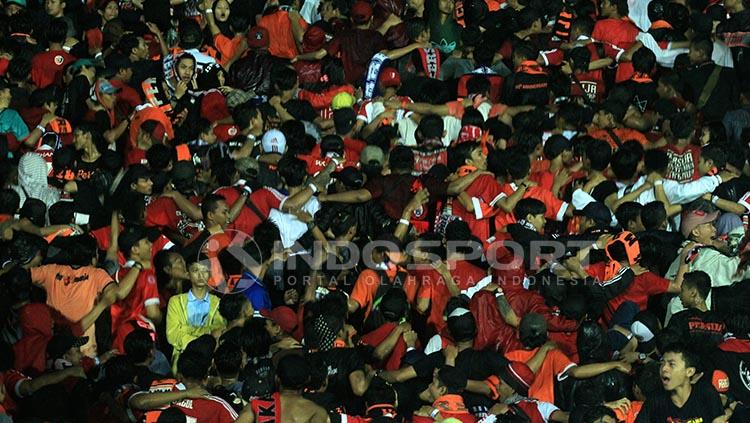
[3,0,750,420]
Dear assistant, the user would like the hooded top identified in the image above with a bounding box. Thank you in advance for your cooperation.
[15,152,60,209]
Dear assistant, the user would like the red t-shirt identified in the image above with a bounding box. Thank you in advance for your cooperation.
[493,183,569,231]
[172,395,239,423]
[1,370,30,414]
[111,266,160,352]
[451,174,505,243]
[664,143,701,182]
[31,49,76,88]
[602,269,670,325]
[591,17,639,82]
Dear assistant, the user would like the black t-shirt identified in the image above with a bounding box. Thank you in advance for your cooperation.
[308,348,366,414]
[714,175,750,204]
[667,309,727,354]
[636,382,724,423]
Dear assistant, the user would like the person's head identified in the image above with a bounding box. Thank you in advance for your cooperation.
[514,198,546,232]
[428,366,467,400]
[610,146,641,181]
[201,194,229,228]
[681,204,719,242]
[106,53,133,83]
[660,344,701,392]
[46,17,68,45]
[351,0,374,25]
[505,148,532,180]
[575,202,612,232]
[519,313,548,348]
[388,145,415,173]
[498,361,535,398]
[219,293,253,322]
[511,41,538,67]
[45,0,65,17]
[725,0,748,13]
[644,148,669,176]
[118,226,152,262]
[580,406,617,423]
[156,408,187,423]
[699,144,726,176]
[126,164,154,195]
[600,0,627,17]
[212,0,230,22]
[570,15,595,39]
[119,33,149,61]
[271,65,299,95]
[364,376,397,408]
[177,350,211,384]
[679,270,711,309]
[595,100,627,129]
[688,38,713,65]
[174,53,196,83]
[278,155,308,188]
[277,354,310,390]
[416,114,445,146]
[179,19,203,50]
[124,328,156,365]
[569,46,591,73]
[656,73,681,99]
[437,0,454,15]
[446,307,476,343]
[47,331,87,365]
[669,111,694,141]
[73,123,101,152]
[213,341,242,378]
[631,46,656,74]
[641,201,667,230]
[583,139,612,172]
[447,142,486,172]
[544,134,573,163]
[233,104,262,134]
[154,250,188,287]
[633,361,661,401]
[4,0,26,16]
[333,108,356,136]
[101,0,119,22]
[615,202,644,233]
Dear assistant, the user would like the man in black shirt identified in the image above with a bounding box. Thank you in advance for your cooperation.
[667,271,727,354]
[637,344,727,422]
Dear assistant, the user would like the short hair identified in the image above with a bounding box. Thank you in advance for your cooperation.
[461,108,484,128]
[613,0,629,16]
[634,361,661,396]
[505,149,531,180]
[271,65,298,92]
[513,41,537,61]
[644,149,669,174]
[662,343,701,372]
[212,158,237,187]
[571,16,595,36]
[232,104,260,131]
[47,18,69,44]
[447,141,478,172]
[278,155,308,187]
[364,377,396,406]
[124,328,155,363]
[48,201,74,225]
[240,317,273,357]
[691,38,714,59]
[177,350,211,381]
[466,75,491,96]
[20,198,46,227]
[580,406,617,423]
[447,312,476,342]
[213,342,242,377]
[436,366,467,394]
[669,112,695,140]
[200,193,226,221]
[544,134,571,160]
[417,114,445,143]
[641,201,666,231]
[585,139,612,171]
[404,17,427,41]
[517,7,543,30]
[701,144,727,170]
[277,354,310,390]
[146,144,174,172]
[632,47,656,74]
[156,407,187,423]
[179,19,203,49]
[514,198,546,221]
[219,293,248,322]
[611,147,641,180]
[683,270,711,300]
[388,145,415,171]
[615,202,643,230]
[333,107,356,135]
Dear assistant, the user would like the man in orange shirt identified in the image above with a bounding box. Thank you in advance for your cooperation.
[258,1,308,59]
[588,100,651,150]
[505,313,631,405]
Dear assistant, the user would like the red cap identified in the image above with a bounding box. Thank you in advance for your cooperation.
[712,370,730,393]
[378,67,401,88]
[303,26,327,53]
[247,26,270,49]
[260,306,298,334]
[351,0,373,23]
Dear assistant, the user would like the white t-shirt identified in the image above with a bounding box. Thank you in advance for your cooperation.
[268,197,321,248]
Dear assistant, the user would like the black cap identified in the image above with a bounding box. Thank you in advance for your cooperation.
[118,225,150,255]
[47,332,89,359]
[574,202,612,226]
[332,167,364,189]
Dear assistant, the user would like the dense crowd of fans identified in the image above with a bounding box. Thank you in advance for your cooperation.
[3,0,750,421]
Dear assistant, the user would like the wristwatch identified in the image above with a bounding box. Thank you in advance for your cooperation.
[638,352,647,362]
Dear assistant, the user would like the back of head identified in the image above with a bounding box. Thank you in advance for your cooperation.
[670,112,694,140]
[437,366,468,394]
[632,46,656,74]
[640,201,667,231]
[179,19,203,49]
[513,198,546,222]
[177,350,211,381]
[388,145,415,172]
[584,138,612,171]
[519,313,548,348]
[611,147,641,180]
[683,270,711,300]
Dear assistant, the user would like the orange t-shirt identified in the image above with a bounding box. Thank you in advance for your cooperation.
[351,267,417,319]
[589,127,649,150]
[258,11,308,59]
[213,34,244,68]
[505,347,576,404]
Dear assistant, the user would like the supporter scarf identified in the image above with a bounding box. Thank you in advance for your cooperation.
[418,48,442,79]
[517,219,537,232]
[515,60,546,75]
[459,125,482,143]
[649,20,673,30]
[456,165,477,177]
[364,52,389,99]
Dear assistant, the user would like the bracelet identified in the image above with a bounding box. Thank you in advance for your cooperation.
[205,8,213,13]
[712,195,720,205]
[494,290,504,298]
[399,218,410,226]
[132,262,144,270]
[308,183,318,194]
[654,179,663,186]
[430,408,441,419]
[36,124,46,133]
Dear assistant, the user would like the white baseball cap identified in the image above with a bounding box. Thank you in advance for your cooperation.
[261,129,286,154]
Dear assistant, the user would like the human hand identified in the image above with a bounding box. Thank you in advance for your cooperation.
[175,80,188,99]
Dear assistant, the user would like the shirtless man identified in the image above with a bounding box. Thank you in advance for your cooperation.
[248,354,330,423]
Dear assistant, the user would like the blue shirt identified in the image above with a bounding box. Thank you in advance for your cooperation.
[187,290,210,327]
[236,271,272,312]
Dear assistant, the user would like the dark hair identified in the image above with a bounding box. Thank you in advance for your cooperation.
[634,361,661,397]
[632,46,656,74]
[179,19,204,49]
[514,198,546,221]
[569,46,591,73]
[157,407,187,423]
[272,65,298,93]
[615,202,643,230]
[364,377,397,406]
[177,350,211,381]
[278,155,308,187]
[146,144,174,172]
[466,75,491,96]
[513,131,543,156]
[571,15,595,35]
[580,406,616,423]
[662,343,701,372]
[683,270,711,300]
[405,17,427,41]
[201,193,226,221]
[219,293,248,322]
[447,312,476,342]
[241,317,273,357]
[388,145,415,171]
[669,111,694,139]
[333,107,356,135]
[610,147,641,180]
[640,201,666,231]
[505,149,531,180]
[513,41,537,61]
[544,135,571,160]
[214,341,242,377]
[212,158,237,187]
[584,139,612,171]
[644,149,669,174]
[124,328,155,363]
[436,366,467,394]
[415,114,445,144]
[691,38,713,59]
[19,198,46,227]
[701,144,727,170]
[277,354,310,390]
[46,18,69,44]
[232,104,260,131]
[447,142,478,172]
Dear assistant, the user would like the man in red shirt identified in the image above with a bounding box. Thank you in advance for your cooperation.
[111,226,162,352]
[31,18,75,89]
[591,0,639,83]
